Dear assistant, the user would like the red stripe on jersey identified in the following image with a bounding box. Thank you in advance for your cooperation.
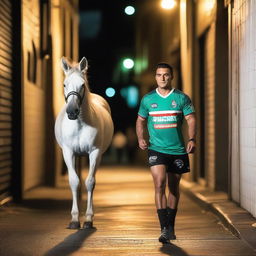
[149,113,178,117]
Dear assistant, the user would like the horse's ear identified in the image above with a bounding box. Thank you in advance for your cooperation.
[61,57,71,74]
[79,57,88,73]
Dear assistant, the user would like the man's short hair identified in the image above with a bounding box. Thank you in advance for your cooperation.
[156,63,173,78]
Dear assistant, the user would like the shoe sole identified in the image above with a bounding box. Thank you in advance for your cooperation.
[169,235,176,240]
[159,236,170,244]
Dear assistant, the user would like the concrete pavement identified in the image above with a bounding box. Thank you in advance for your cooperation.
[0,166,255,256]
[180,179,256,252]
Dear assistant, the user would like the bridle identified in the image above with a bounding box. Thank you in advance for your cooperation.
[64,84,85,105]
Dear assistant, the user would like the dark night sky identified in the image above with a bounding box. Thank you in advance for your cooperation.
[79,1,137,132]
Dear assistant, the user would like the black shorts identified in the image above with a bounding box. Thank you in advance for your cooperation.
[148,149,190,174]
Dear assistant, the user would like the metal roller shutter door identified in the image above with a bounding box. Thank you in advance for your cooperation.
[0,0,13,203]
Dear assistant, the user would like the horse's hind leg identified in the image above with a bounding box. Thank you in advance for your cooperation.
[83,149,101,229]
[63,147,81,229]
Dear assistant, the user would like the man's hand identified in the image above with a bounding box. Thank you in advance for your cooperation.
[138,139,148,150]
[186,140,196,153]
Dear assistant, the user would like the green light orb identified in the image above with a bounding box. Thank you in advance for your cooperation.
[123,58,134,69]
[124,6,135,15]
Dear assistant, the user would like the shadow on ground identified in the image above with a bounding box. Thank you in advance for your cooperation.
[21,199,70,210]
[160,243,190,256]
[21,199,153,212]
[44,228,96,256]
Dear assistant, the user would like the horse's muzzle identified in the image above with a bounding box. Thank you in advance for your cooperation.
[67,113,79,120]
[66,105,80,120]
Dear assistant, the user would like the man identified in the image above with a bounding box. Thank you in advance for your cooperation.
[136,63,196,244]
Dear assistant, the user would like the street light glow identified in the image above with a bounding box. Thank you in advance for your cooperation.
[123,58,134,69]
[161,0,176,9]
[124,6,135,15]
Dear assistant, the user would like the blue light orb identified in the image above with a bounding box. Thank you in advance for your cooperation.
[121,86,139,108]
[105,87,116,97]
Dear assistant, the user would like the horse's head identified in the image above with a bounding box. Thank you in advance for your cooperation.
[61,57,89,120]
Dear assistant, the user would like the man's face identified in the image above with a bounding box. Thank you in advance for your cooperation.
[155,68,172,89]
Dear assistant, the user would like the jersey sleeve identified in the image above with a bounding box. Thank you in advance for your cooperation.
[138,97,148,119]
[182,94,195,116]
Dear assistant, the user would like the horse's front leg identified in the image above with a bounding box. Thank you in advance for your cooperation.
[83,149,101,229]
[63,147,81,229]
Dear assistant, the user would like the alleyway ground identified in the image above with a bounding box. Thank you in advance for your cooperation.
[0,166,255,256]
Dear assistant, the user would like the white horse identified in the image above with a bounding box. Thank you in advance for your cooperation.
[55,57,114,229]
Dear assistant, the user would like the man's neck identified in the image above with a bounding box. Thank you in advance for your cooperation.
[157,87,173,96]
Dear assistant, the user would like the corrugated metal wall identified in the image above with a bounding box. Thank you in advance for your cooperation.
[0,0,13,202]
[231,0,256,217]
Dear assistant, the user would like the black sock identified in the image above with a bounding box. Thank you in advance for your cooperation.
[167,207,177,230]
[157,208,168,230]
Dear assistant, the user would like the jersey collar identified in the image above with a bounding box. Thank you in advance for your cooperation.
[156,88,174,98]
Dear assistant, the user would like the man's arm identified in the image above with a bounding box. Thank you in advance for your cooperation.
[185,113,196,153]
[136,116,148,150]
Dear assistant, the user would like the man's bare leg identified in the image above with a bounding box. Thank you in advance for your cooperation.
[151,164,167,209]
[150,165,170,243]
[166,173,182,239]
[167,173,181,208]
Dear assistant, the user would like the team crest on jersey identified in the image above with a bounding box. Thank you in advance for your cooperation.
[149,155,158,164]
[171,100,177,108]
[151,103,158,108]
[174,159,184,169]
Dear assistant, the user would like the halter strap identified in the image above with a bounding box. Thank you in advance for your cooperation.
[65,86,85,105]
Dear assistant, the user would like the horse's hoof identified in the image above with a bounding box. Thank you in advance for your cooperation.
[67,221,80,229]
[83,221,93,229]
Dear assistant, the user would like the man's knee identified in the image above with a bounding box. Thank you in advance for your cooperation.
[168,185,180,196]
[155,181,166,193]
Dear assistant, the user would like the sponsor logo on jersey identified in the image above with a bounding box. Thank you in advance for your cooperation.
[151,103,158,108]
[171,100,177,108]
[154,123,177,129]
[174,159,184,169]
[149,155,158,164]
[153,116,177,122]
[149,110,181,123]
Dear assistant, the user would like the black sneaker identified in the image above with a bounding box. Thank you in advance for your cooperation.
[168,226,176,240]
[158,227,170,244]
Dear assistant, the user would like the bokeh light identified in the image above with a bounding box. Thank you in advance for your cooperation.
[105,87,116,97]
[124,6,135,15]
[121,86,139,108]
[123,58,134,69]
[161,0,176,9]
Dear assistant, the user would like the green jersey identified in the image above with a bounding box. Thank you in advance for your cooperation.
[138,88,195,155]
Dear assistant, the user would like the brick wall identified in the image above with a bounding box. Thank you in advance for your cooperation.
[22,0,46,190]
[204,23,216,190]
[232,0,256,216]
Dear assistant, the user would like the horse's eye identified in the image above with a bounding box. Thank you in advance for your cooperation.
[63,84,66,87]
